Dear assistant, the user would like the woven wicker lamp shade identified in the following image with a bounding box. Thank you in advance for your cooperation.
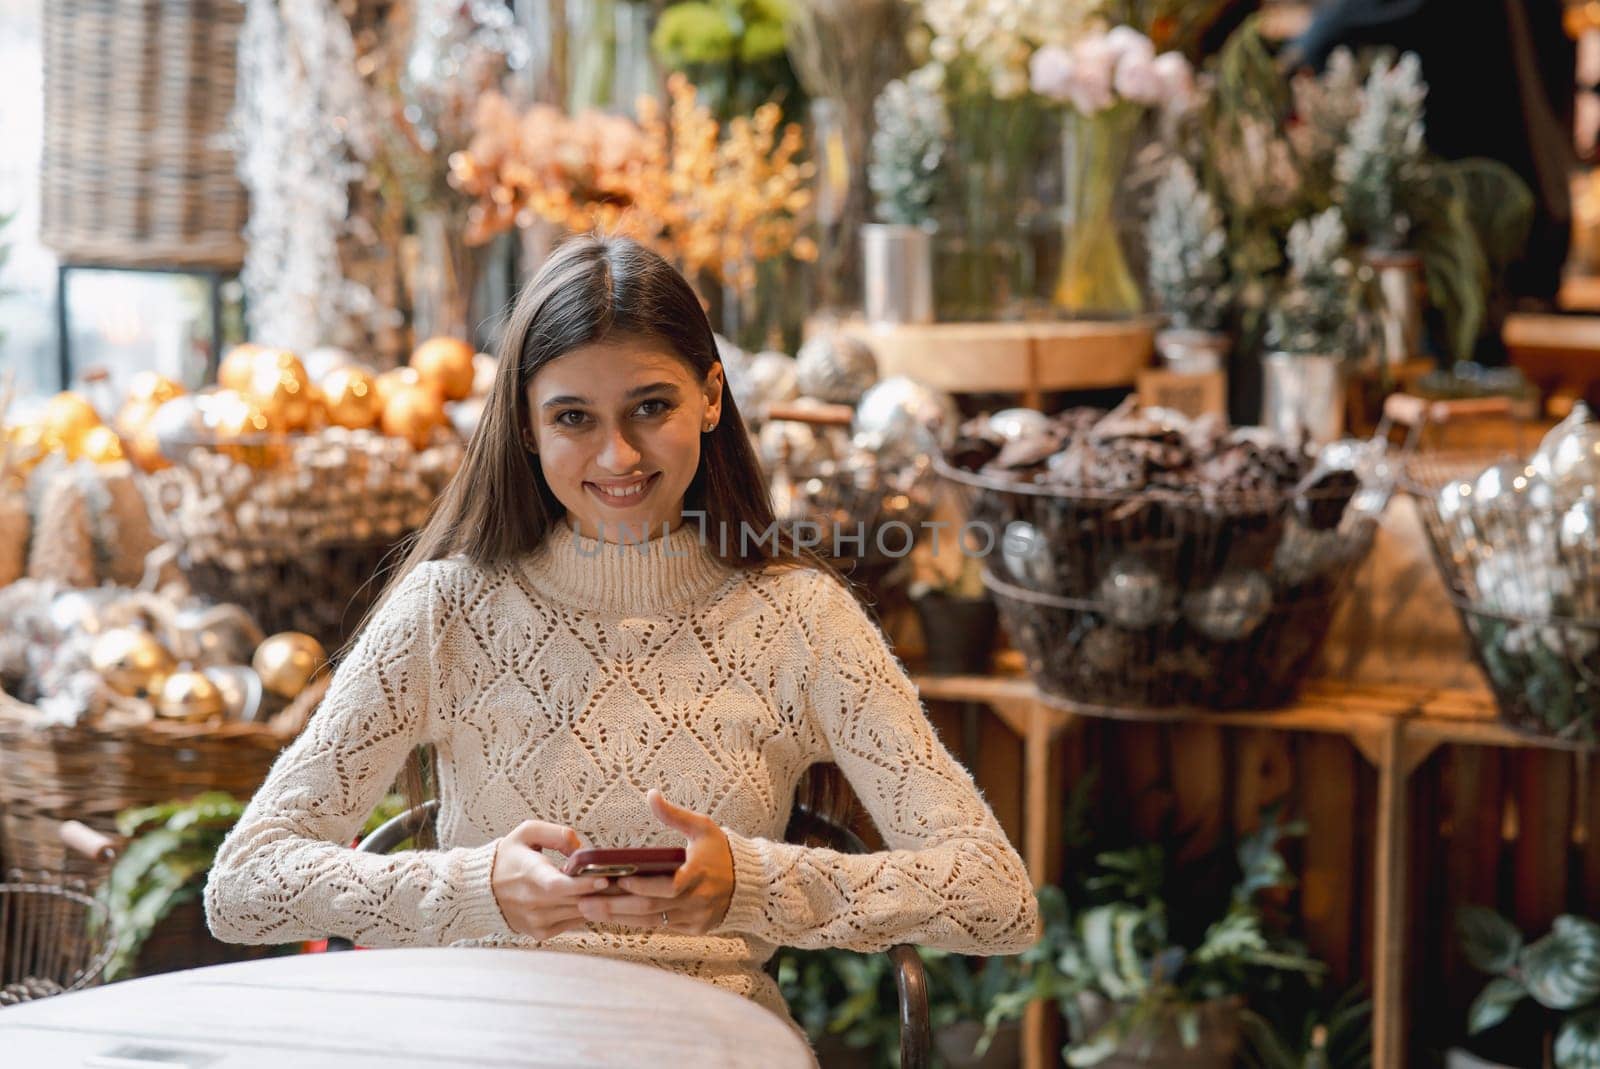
[40,0,248,269]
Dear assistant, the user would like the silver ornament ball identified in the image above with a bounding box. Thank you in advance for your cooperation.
[851,376,960,462]
[795,333,879,404]
[1183,571,1274,641]
[1096,557,1174,630]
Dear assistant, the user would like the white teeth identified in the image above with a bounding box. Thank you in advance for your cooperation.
[594,477,650,498]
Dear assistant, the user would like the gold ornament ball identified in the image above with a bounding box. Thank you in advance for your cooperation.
[321,367,384,430]
[381,384,448,450]
[153,670,226,723]
[80,425,126,465]
[252,632,327,699]
[127,371,184,407]
[43,391,103,458]
[206,390,283,468]
[91,628,176,697]
[374,366,440,408]
[247,354,314,433]
[218,343,266,392]
[410,337,476,402]
[5,421,54,475]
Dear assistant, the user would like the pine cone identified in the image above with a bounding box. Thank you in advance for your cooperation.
[27,475,95,588]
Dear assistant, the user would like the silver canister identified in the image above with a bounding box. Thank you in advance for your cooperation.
[1155,329,1231,374]
[1261,351,1346,445]
[861,223,934,325]
[1364,249,1424,371]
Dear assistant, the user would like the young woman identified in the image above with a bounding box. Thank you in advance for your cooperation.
[204,235,1040,1046]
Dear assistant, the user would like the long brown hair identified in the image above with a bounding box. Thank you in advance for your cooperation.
[365,234,852,835]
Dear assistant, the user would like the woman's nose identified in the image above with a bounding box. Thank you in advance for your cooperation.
[595,426,643,473]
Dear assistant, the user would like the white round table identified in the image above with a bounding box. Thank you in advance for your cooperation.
[0,947,816,1067]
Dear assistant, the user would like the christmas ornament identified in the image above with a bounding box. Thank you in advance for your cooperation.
[321,367,383,430]
[302,346,359,385]
[794,333,879,403]
[205,390,282,468]
[758,420,830,471]
[252,631,326,698]
[148,395,208,464]
[153,669,226,723]
[48,589,118,636]
[852,377,959,462]
[1473,548,1557,619]
[203,664,265,722]
[734,351,801,416]
[42,392,102,458]
[1533,401,1600,501]
[79,426,125,465]
[1096,557,1173,630]
[170,604,266,667]
[115,398,170,472]
[218,343,267,392]
[988,408,1052,443]
[410,337,476,401]
[247,353,315,432]
[90,628,175,697]
[1184,570,1274,640]
[1000,520,1053,588]
[382,385,449,450]
[375,366,440,408]
[126,371,184,408]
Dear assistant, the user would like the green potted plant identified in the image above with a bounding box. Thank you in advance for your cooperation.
[1459,907,1600,1069]
[863,68,947,325]
[102,790,409,978]
[1261,207,1363,444]
[920,949,1026,1067]
[982,807,1325,1067]
[1145,158,1233,375]
[908,550,997,676]
[774,946,900,1067]
[1239,985,1373,1069]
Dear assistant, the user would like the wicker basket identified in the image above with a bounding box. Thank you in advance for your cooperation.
[937,456,1383,711]
[0,677,324,878]
[40,0,248,268]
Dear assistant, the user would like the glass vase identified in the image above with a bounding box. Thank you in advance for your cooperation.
[1055,104,1145,318]
[408,208,481,346]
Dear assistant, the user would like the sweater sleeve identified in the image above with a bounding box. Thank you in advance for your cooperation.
[203,562,508,948]
[712,571,1041,956]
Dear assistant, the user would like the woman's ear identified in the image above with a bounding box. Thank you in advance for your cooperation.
[702,362,724,432]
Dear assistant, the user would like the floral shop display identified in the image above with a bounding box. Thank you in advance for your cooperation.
[448,74,816,352]
[1405,403,1600,741]
[938,402,1387,710]
[861,68,947,325]
[1144,158,1232,376]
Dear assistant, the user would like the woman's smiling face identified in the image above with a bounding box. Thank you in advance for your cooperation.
[524,336,723,542]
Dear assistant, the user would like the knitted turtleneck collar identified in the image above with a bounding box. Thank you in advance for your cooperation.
[521,519,733,614]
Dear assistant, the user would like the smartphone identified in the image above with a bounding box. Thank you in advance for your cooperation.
[563,847,685,880]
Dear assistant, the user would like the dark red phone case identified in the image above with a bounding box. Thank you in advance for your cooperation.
[563,847,686,880]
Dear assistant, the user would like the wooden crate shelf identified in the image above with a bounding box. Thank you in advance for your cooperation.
[909,666,1590,1069]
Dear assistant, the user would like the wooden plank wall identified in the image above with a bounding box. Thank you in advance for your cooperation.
[926,700,1600,1064]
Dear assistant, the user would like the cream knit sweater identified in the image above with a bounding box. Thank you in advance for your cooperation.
[204,522,1040,1032]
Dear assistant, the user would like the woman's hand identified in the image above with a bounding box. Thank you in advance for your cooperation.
[490,820,610,941]
[576,789,735,936]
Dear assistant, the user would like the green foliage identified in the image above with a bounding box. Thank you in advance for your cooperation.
[981,803,1326,1066]
[649,0,803,123]
[102,792,248,980]
[1462,909,1600,1068]
[1240,986,1373,1069]
[1179,17,1534,364]
[101,791,409,980]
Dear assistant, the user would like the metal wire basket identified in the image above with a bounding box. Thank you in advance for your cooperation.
[1404,449,1600,740]
[0,872,116,1007]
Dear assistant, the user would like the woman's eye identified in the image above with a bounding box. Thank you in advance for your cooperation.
[555,411,589,427]
[635,399,672,418]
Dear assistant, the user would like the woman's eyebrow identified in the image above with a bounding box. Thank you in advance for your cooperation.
[541,382,681,409]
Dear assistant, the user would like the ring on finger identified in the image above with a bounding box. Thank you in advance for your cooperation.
[660,911,670,928]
